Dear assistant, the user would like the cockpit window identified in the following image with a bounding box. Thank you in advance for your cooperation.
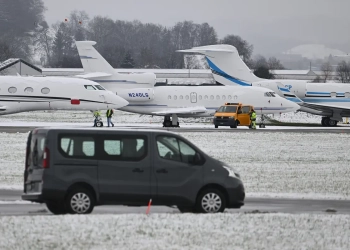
[84,85,96,90]
[270,92,276,97]
[264,92,271,97]
[94,85,105,90]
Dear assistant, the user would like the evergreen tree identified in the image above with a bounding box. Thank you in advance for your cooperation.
[120,51,135,68]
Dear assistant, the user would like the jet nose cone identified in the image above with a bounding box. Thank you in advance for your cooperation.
[109,94,129,108]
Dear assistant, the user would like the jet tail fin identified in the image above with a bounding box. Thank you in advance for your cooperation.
[177,45,262,84]
[75,41,115,75]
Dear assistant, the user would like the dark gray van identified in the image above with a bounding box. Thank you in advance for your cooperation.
[22,127,245,214]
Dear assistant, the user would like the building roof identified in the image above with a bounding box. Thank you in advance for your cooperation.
[0,58,42,73]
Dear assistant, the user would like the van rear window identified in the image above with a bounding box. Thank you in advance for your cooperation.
[59,135,95,158]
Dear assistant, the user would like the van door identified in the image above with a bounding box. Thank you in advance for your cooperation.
[153,135,203,206]
[24,130,48,194]
[97,134,151,204]
[237,106,251,126]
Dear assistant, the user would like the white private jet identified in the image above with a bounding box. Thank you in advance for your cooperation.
[74,41,299,127]
[178,44,350,126]
[0,76,129,116]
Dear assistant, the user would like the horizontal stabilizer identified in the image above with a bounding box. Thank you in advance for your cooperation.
[152,106,207,115]
[75,72,113,79]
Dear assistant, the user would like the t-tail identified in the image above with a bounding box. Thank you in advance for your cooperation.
[75,41,156,87]
[75,41,115,77]
[177,44,262,85]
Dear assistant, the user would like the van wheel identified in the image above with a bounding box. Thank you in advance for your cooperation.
[177,206,195,213]
[215,125,218,128]
[46,201,67,215]
[195,188,226,213]
[65,188,95,214]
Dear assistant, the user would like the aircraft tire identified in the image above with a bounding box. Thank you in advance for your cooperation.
[328,119,338,127]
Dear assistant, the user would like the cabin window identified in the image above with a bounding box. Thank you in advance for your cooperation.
[216,95,220,100]
[8,87,17,93]
[210,95,214,100]
[185,95,189,100]
[199,95,202,100]
[179,95,183,100]
[24,87,33,93]
[168,95,171,100]
[41,87,50,94]
[174,95,177,100]
[204,95,208,100]
[84,85,96,90]
[94,85,105,90]
[222,95,226,100]
[228,95,232,100]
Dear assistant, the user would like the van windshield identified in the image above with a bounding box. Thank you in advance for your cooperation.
[27,133,46,168]
[217,106,237,113]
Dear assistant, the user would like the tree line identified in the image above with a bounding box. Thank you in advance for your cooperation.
[0,0,349,82]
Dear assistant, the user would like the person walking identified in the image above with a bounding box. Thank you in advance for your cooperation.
[106,109,114,127]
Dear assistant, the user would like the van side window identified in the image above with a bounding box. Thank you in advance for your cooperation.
[101,136,147,161]
[156,136,200,165]
[59,135,95,159]
[241,106,250,114]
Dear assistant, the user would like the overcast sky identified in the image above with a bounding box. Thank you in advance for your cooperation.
[44,0,350,55]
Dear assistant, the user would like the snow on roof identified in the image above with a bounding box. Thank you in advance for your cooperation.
[0,58,42,73]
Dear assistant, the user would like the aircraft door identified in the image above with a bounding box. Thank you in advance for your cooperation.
[190,92,197,103]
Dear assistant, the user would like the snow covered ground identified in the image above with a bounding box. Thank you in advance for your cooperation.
[0,213,349,250]
[2,109,348,125]
[1,129,350,199]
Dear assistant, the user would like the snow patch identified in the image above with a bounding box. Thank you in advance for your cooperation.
[0,213,349,249]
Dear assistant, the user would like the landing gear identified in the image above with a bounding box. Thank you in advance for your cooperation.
[321,117,338,127]
[163,115,180,128]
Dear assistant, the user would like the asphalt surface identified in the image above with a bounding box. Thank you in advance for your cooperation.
[1,126,350,134]
[0,190,348,216]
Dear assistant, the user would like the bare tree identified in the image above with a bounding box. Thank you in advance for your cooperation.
[336,61,350,83]
[220,35,253,63]
[321,60,333,82]
[33,21,55,65]
[268,57,285,70]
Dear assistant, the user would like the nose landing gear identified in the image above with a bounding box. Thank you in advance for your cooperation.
[163,115,180,128]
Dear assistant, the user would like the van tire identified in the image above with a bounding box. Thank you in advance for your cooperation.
[195,188,226,213]
[65,188,95,214]
[46,201,67,215]
[215,125,218,128]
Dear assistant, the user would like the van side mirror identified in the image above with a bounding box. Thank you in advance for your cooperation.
[194,152,202,165]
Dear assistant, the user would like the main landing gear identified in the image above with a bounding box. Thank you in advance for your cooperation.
[321,117,338,127]
[163,115,180,128]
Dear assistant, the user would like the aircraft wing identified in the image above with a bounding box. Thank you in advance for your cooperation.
[299,102,350,116]
[152,106,208,115]
[75,72,112,79]
[0,106,6,111]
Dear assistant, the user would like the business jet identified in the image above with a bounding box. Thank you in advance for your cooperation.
[0,76,129,115]
[74,41,299,127]
[178,44,350,127]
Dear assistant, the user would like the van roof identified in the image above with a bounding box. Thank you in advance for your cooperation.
[34,126,180,135]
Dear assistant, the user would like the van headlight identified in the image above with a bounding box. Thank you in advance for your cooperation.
[223,166,240,179]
